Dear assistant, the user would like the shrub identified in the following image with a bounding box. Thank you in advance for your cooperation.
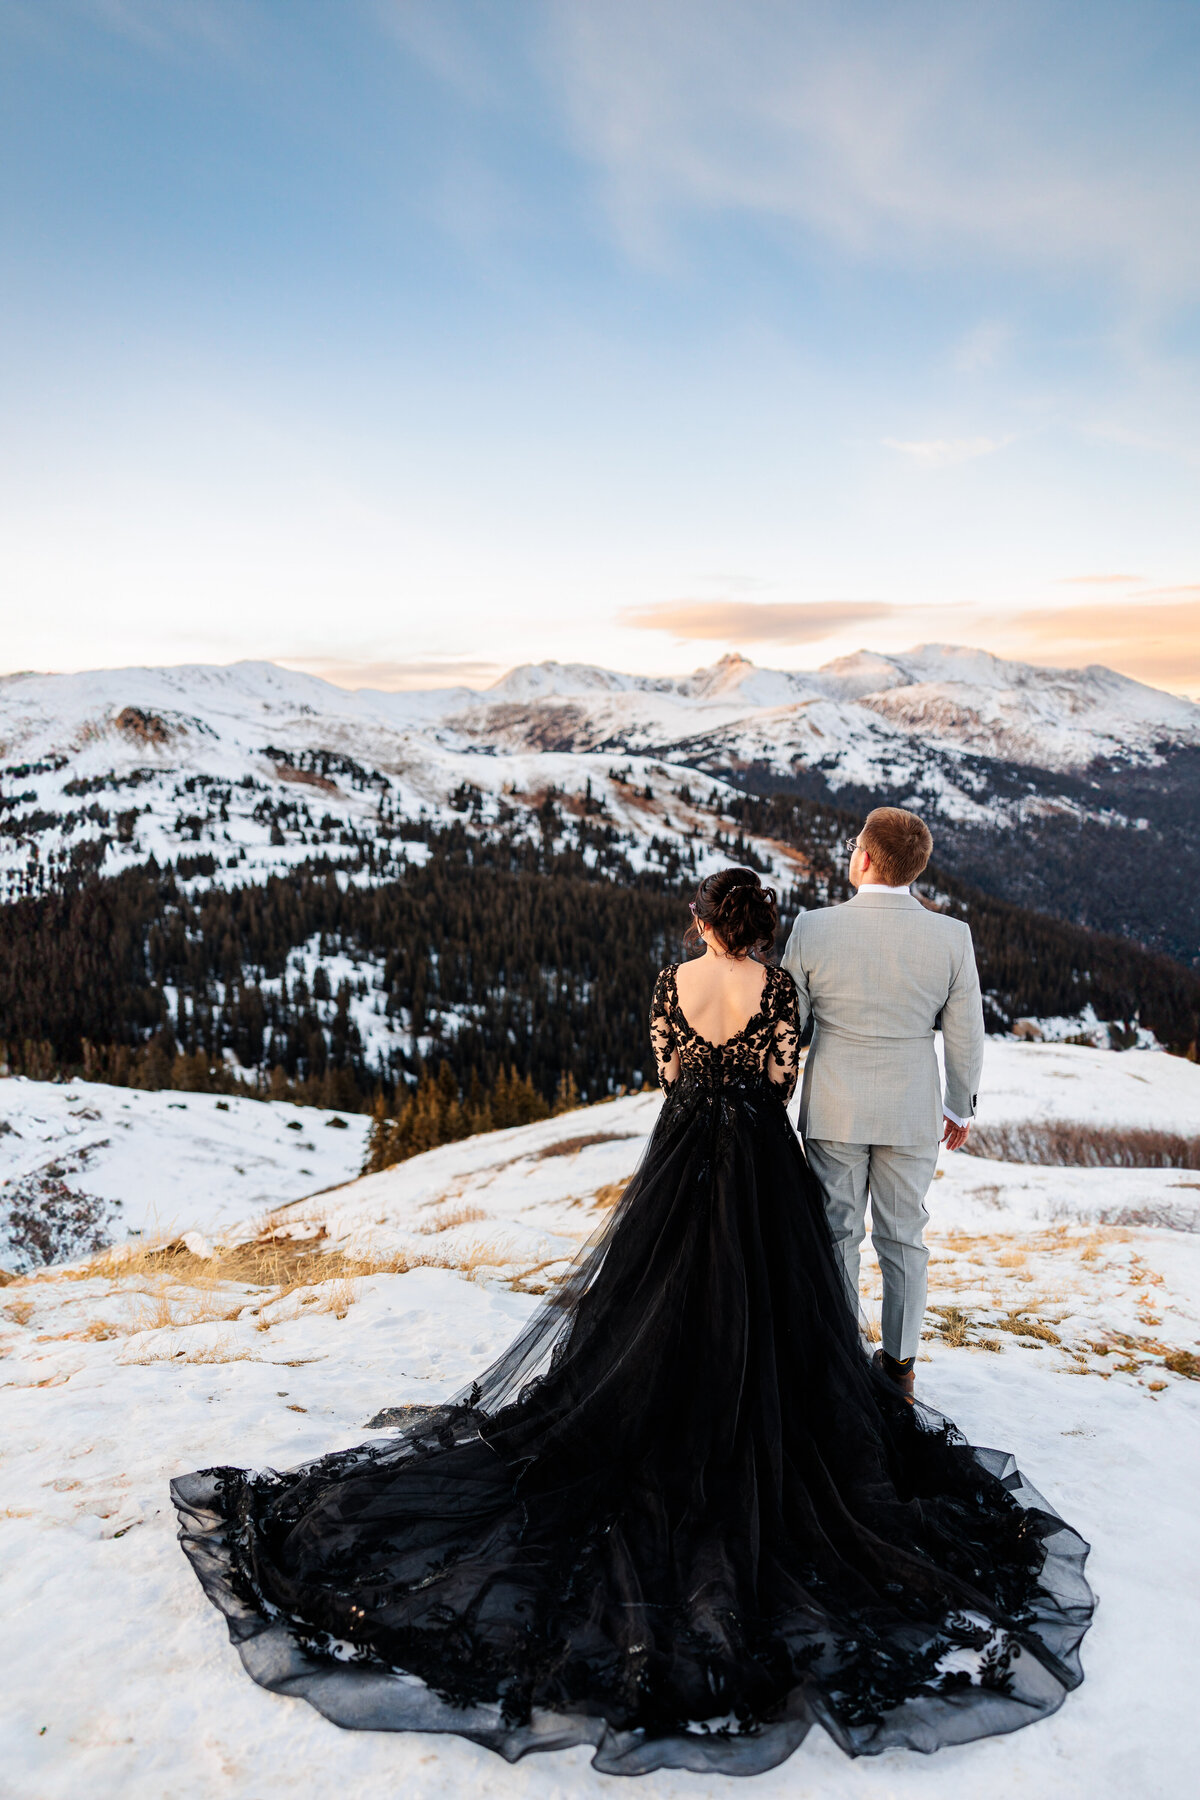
[964,1122,1200,1170]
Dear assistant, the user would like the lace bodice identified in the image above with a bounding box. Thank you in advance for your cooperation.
[650,961,801,1102]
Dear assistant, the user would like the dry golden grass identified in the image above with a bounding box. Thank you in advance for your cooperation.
[80,1284,248,1339]
[997,1311,1062,1345]
[533,1133,639,1160]
[419,1204,488,1235]
[438,1238,521,1277]
[123,1332,257,1366]
[928,1306,970,1347]
[3,1298,34,1326]
[306,1276,359,1319]
[21,1207,1194,1383]
[507,1254,579,1296]
[925,1306,1002,1354]
[64,1229,340,1294]
[179,1336,255,1365]
[966,1120,1200,1170]
[592,1179,631,1212]
[14,1229,422,1339]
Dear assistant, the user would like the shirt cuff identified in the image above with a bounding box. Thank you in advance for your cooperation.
[943,1106,970,1128]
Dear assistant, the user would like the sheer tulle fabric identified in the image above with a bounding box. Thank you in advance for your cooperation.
[171,965,1094,1775]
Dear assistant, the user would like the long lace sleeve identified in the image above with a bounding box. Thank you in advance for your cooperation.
[649,966,680,1091]
[765,968,801,1102]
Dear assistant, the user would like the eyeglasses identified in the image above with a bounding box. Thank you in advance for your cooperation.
[844,837,859,855]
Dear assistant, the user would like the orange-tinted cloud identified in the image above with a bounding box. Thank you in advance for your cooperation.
[1004,598,1200,688]
[620,599,895,643]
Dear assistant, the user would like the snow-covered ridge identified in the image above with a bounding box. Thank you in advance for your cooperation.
[2,644,1198,905]
[3,643,1196,770]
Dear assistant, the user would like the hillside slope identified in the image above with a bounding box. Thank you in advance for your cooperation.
[1,1062,1198,1798]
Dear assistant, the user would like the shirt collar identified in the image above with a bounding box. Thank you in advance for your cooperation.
[852,883,914,897]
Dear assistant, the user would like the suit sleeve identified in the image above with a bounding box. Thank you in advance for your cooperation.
[779,913,813,1037]
[940,922,985,1121]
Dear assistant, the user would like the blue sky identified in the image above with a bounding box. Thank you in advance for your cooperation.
[2,0,1199,690]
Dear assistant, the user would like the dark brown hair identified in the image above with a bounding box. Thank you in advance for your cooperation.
[860,806,933,886]
[686,866,779,957]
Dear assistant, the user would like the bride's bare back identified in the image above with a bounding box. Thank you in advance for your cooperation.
[673,948,769,1047]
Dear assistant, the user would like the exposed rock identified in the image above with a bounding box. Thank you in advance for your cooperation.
[115,706,172,745]
[272,763,339,794]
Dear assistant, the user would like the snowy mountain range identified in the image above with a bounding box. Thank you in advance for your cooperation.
[451,644,1200,774]
[2,645,1198,956]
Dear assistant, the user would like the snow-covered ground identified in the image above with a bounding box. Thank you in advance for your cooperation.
[0,1081,370,1251]
[956,1037,1200,1135]
[2,1039,1199,1797]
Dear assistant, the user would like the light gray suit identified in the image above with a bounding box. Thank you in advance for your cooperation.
[781,889,985,1360]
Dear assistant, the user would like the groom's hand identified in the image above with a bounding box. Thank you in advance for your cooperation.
[942,1117,971,1152]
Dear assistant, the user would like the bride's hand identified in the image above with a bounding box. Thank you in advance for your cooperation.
[942,1117,971,1152]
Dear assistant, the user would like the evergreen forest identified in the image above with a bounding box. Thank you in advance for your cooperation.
[2,793,1197,1168]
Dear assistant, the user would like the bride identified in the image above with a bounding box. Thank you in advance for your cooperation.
[171,868,1095,1776]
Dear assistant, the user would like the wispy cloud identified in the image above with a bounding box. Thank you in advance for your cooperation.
[883,437,1007,468]
[543,1,1200,296]
[620,600,894,643]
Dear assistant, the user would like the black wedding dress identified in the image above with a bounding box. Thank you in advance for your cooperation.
[171,962,1095,1776]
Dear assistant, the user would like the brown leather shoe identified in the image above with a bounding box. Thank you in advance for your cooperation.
[872,1349,915,1404]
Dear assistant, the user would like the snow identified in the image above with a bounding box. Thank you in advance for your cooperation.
[5,644,1199,905]
[2,1039,1199,1795]
[961,1038,1200,1135]
[0,1080,370,1249]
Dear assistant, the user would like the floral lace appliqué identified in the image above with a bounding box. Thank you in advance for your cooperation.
[650,962,801,1103]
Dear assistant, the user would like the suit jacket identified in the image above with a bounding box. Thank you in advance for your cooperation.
[780,889,985,1146]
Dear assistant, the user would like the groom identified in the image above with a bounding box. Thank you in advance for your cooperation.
[781,806,985,1402]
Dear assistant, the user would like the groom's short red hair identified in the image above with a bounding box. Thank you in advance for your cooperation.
[861,807,933,886]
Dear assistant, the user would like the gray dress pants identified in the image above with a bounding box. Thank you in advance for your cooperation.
[803,1139,940,1362]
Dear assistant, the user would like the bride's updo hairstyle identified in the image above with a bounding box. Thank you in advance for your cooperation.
[687,866,779,958]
